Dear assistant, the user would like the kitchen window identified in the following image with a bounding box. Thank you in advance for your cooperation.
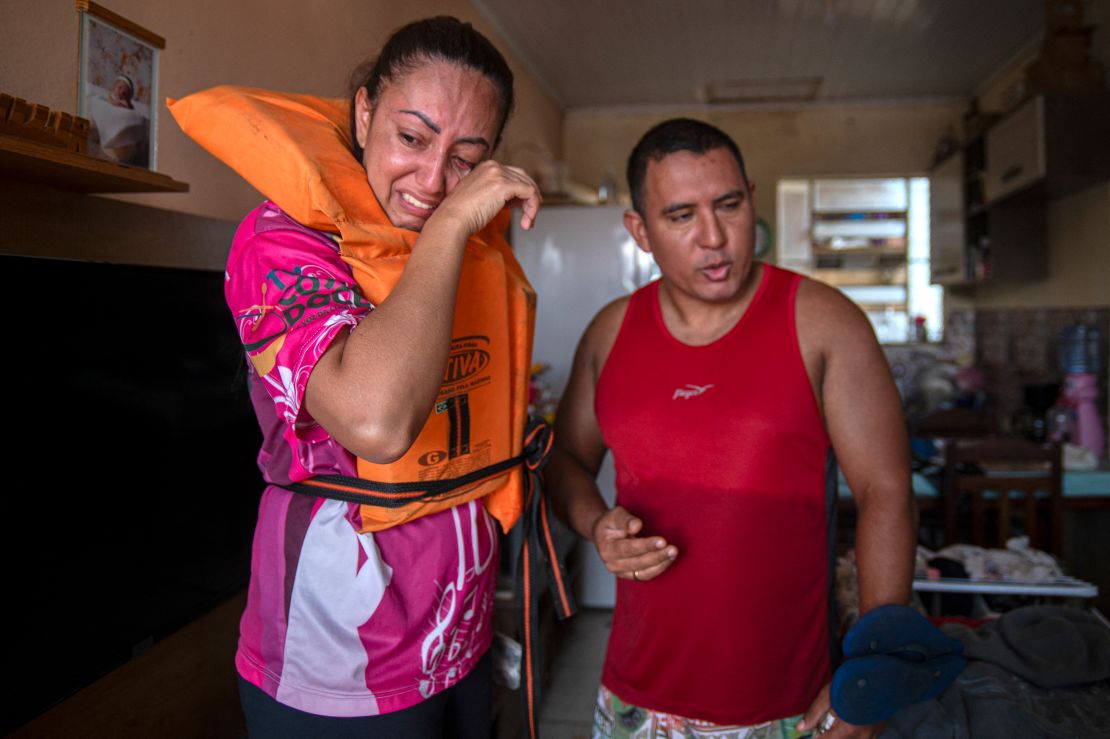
[776,176,941,344]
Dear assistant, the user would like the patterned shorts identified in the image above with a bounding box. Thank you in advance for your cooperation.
[592,685,811,739]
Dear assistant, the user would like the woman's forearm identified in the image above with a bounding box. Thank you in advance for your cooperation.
[304,214,470,463]
[304,160,541,463]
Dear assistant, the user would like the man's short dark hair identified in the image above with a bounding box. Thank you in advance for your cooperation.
[626,118,748,215]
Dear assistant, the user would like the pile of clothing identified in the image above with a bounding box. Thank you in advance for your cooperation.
[885,606,1110,738]
[916,538,1065,584]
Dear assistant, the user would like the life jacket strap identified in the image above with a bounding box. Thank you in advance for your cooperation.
[516,416,575,739]
[280,453,525,507]
[278,417,576,739]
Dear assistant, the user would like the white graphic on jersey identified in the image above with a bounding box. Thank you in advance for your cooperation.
[673,383,715,400]
[419,500,496,698]
[278,499,393,711]
[260,311,358,424]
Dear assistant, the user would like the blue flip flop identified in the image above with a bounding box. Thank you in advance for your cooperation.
[831,652,966,725]
[842,604,963,661]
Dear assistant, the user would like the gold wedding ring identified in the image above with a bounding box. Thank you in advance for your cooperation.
[632,570,641,581]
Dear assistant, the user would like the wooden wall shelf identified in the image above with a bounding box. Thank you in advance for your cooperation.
[0,133,188,193]
[1,177,234,272]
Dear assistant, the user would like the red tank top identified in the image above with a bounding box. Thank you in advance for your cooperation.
[596,265,831,725]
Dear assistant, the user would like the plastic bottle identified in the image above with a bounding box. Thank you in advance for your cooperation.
[911,315,927,343]
[1046,398,1075,444]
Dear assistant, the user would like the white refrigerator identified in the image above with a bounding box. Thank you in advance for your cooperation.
[511,204,659,607]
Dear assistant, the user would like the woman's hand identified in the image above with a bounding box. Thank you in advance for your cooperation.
[429,160,542,238]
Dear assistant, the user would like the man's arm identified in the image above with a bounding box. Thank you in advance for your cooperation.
[545,298,678,581]
[795,279,917,737]
[809,282,916,612]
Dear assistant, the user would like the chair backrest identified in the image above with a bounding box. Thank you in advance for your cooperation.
[942,439,1063,554]
[916,408,998,439]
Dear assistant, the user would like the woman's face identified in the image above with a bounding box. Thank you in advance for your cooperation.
[355,61,502,231]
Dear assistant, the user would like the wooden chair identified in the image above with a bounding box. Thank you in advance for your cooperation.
[942,439,1063,554]
[915,407,998,439]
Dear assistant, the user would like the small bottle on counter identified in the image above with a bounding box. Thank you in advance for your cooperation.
[1047,398,1076,443]
[910,315,927,343]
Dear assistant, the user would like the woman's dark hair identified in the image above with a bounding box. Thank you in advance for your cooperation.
[348,16,515,161]
[626,118,748,215]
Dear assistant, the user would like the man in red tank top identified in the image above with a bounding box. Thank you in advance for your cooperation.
[547,119,915,739]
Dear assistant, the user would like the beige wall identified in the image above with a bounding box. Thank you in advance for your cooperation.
[0,0,562,222]
[564,99,964,239]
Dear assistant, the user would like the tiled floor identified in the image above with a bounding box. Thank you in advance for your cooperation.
[539,608,613,739]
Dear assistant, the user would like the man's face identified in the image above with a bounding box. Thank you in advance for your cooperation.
[624,147,757,305]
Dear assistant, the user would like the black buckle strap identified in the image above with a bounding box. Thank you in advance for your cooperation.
[282,453,525,507]
[279,416,576,738]
[516,417,576,739]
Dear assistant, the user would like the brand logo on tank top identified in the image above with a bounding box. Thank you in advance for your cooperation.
[672,383,714,400]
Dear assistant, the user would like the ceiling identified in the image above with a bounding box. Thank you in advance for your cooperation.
[472,0,1045,109]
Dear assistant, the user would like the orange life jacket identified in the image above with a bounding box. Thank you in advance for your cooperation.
[316,213,535,533]
[168,87,534,534]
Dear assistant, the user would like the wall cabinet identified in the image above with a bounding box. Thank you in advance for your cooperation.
[986,91,1110,204]
[985,96,1045,203]
[930,90,1110,286]
[929,152,965,285]
[929,142,1046,286]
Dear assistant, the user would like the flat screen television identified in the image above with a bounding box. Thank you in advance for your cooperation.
[1,255,261,731]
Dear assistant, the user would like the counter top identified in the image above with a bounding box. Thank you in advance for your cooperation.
[838,469,1110,501]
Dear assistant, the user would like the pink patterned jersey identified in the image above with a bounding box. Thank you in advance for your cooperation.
[226,201,498,717]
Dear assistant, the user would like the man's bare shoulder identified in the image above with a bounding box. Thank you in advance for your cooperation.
[589,295,632,339]
[795,274,876,349]
[579,294,632,376]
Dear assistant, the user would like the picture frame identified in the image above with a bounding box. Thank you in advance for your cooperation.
[76,1,164,170]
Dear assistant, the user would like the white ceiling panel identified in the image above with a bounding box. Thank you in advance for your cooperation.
[472,0,1045,108]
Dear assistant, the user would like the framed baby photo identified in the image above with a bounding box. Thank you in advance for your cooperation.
[76,1,164,170]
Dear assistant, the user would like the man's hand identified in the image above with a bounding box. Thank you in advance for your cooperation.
[796,684,883,738]
[590,505,677,581]
[545,298,678,583]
